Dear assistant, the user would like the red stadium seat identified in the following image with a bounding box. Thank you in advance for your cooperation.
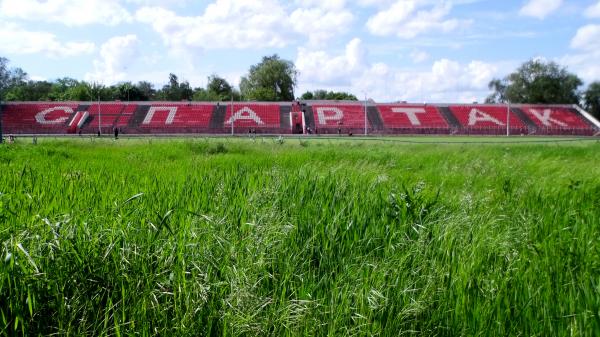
[139,104,213,128]
[310,103,370,134]
[377,104,448,129]
[450,105,523,127]
[115,104,137,127]
[511,106,597,135]
[448,105,527,134]
[1,103,78,134]
[520,106,591,129]
[224,104,280,129]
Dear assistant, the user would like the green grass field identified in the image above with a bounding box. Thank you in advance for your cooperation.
[1,137,599,336]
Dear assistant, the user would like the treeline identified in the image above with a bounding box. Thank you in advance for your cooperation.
[0,55,357,103]
[0,57,247,102]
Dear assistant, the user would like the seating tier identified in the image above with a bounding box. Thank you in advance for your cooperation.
[2,103,78,134]
[1,102,597,136]
[309,104,370,134]
[520,106,591,129]
[139,104,214,128]
[224,104,280,128]
[377,104,448,128]
[449,105,525,128]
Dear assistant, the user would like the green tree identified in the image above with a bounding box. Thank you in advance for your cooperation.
[66,82,93,101]
[300,90,358,101]
[4,81,53,101]
[206,75,232,101]
[584,82,600,120]
[1,57,28,99]
[136,81,155,101]
[0,57,27,142]
[48,78,80,101]
[192,88,214,101]
[84,82,114,101]
[486,59,582,104]
[0,57,8,96]
[193,75,241,101]
[0,57,8,143]
[240,55,297,101]
[112,82,147,101]
[157,74,193,101]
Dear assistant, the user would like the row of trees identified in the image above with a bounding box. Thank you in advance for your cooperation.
[0,55,312,103]
[1,56,599,118]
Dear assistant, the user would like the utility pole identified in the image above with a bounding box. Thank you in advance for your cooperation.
[506,100,510,137]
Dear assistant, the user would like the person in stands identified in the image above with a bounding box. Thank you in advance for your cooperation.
[114,127,119,140]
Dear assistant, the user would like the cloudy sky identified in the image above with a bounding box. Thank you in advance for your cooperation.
[1,0,599,102]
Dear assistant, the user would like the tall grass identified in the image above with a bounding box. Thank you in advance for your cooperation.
[1,138,599,336]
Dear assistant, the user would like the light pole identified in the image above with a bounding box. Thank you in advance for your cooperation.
[231,95,234,136]
[506,100,510,137]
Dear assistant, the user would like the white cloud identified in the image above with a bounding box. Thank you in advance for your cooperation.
[126,0,189,6]
[355,0,395,8]
[571,24,600,51]
[85,35,140,84]
[294,0,347,10]
[519,0,563,19]
[410,50,430,63]
[561,52,600,83]
[366,1,468,39]
[290,6,353,45]
[380,59,498,103]
[585,1,600,18]
[29,75,47,81]
[0,23,95,57]
[0,0,131,26]
[295,37,498,103]
[136,0,291,50]
[296,38,366,85]
[562,24,600,82]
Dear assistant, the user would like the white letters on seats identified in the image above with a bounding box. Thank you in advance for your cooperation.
[529,109,567,127]
[392,108,425,126]
[226,107,265,125]
[143,107,178,125]
[316,107,343,125]
[468,108,504,126]
[35,107,74,124]
[78,112,89,128]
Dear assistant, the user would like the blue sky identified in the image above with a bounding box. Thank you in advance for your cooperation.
[1,0,600,102]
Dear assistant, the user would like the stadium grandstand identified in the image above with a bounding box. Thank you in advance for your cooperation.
[2,101,599,137]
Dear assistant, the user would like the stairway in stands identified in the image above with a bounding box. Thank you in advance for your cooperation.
[280,105,291,131]
[129,105,151,128]
[367,106,384,131]
[210,105,227,130]
[75,104,91,130]
[437,106,461,132]
[510,107,537,134]
[302,105,316,132]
